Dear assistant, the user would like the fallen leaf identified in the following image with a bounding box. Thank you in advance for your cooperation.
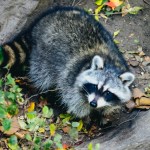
[38,98,48,108]
[135,106,150,109]
[121,3,130,16]
[106,0,123,10]
[133,88,145,99]
[114,39,120,44]
[62,143,70,149]
[62,126,70,133]
[128,6,142,15]
[38,127,45,133]
[101,13,108,19]
[113,30,120,38]
[95,5,104,21]
[95,0,103,5]
[50,124,56,136]
[135,97,150,106]
[15,131,27,139]
[0,117,20,135]
[77,120,83,131]
[27,102,35,112]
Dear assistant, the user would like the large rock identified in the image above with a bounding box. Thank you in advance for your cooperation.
[0,0,39,44]
[76,111,150,150]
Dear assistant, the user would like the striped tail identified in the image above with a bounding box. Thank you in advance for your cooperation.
[0,35,31,70]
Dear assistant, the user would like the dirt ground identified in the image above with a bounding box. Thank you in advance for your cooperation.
[0,0,150,149]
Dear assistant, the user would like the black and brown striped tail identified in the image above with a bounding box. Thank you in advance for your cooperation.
[0,35,31,70]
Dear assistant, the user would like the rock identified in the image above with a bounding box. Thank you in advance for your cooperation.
[0,0,40,44]
[76,111,150,150]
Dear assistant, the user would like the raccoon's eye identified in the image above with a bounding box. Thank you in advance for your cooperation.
[82,83,97,94]
[103,91,120,102]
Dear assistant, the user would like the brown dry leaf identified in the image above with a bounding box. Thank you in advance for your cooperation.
[133,88,146,99]
[122,3,130,16]
[0,117,20,135]
[135,106,150,109]
[135,97,150,106]
[15,131,28,139]
[144,56,150,62]
[139,51,145,57]
[38,98,48,108]
[62,126,70,133]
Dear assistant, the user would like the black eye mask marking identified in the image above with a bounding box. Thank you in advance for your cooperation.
[82,83,97,94]
[103,91,120,103]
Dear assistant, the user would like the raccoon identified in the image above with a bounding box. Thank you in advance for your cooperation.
[0,6,135,119]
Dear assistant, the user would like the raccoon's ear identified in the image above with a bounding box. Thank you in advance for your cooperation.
[91,55,104,70]
[119,72,135,86]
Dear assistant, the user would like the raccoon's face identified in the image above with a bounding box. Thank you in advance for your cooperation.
[76,55,135,109]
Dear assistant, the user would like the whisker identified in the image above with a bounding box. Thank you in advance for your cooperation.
[82,85,89,95]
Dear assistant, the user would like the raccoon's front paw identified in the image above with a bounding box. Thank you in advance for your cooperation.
[100,106,121,126]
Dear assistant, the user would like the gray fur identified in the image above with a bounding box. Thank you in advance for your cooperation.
[28,6,134,118]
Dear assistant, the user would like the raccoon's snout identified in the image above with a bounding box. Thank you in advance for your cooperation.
[90,100,97,108]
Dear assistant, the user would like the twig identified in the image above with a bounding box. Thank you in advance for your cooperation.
[72,0,76,6]
[27,89,59,100]
[143,0,150,6]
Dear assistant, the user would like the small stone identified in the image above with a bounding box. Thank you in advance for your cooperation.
[129,60,139,67]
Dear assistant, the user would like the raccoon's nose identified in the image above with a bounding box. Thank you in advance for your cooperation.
[90,100,97,108]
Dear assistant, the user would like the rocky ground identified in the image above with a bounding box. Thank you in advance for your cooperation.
[0,0,150,149]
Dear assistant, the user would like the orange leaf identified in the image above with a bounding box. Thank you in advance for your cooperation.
[62,126,70,133]
[63,144,69,149]
[27,102,35,112]
[106,0,123,10]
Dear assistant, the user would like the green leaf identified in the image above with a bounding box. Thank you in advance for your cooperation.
[8,135,18,145]
[18,119,27,130]
[0,47,4,66]
[128,7,142,15]
[25,133,32,141]
[113,30,120,38]
[54,134,62,143]
[0,105,7,118]
[0,79,3,88]
[95,0,103,6]
[77,120,83,131]
[114,39,120,44]
[34,137,41,145]
[69,127,78,139]
[95,143,100,150]
[55,142,63,149]
[95,5,104,21]
[6,74,15,86]
[27,111,37,119]
[0,91,5,104]
[88,143,93,150]
[43,139,53,150]
[7,104,18,115]
[42,106,53,118]
[72,122,79,128]
[2,118,11,131]
[134,39,139,43]
[60,113,72,119]
[50,123,56,136]
[5,92,16,101]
